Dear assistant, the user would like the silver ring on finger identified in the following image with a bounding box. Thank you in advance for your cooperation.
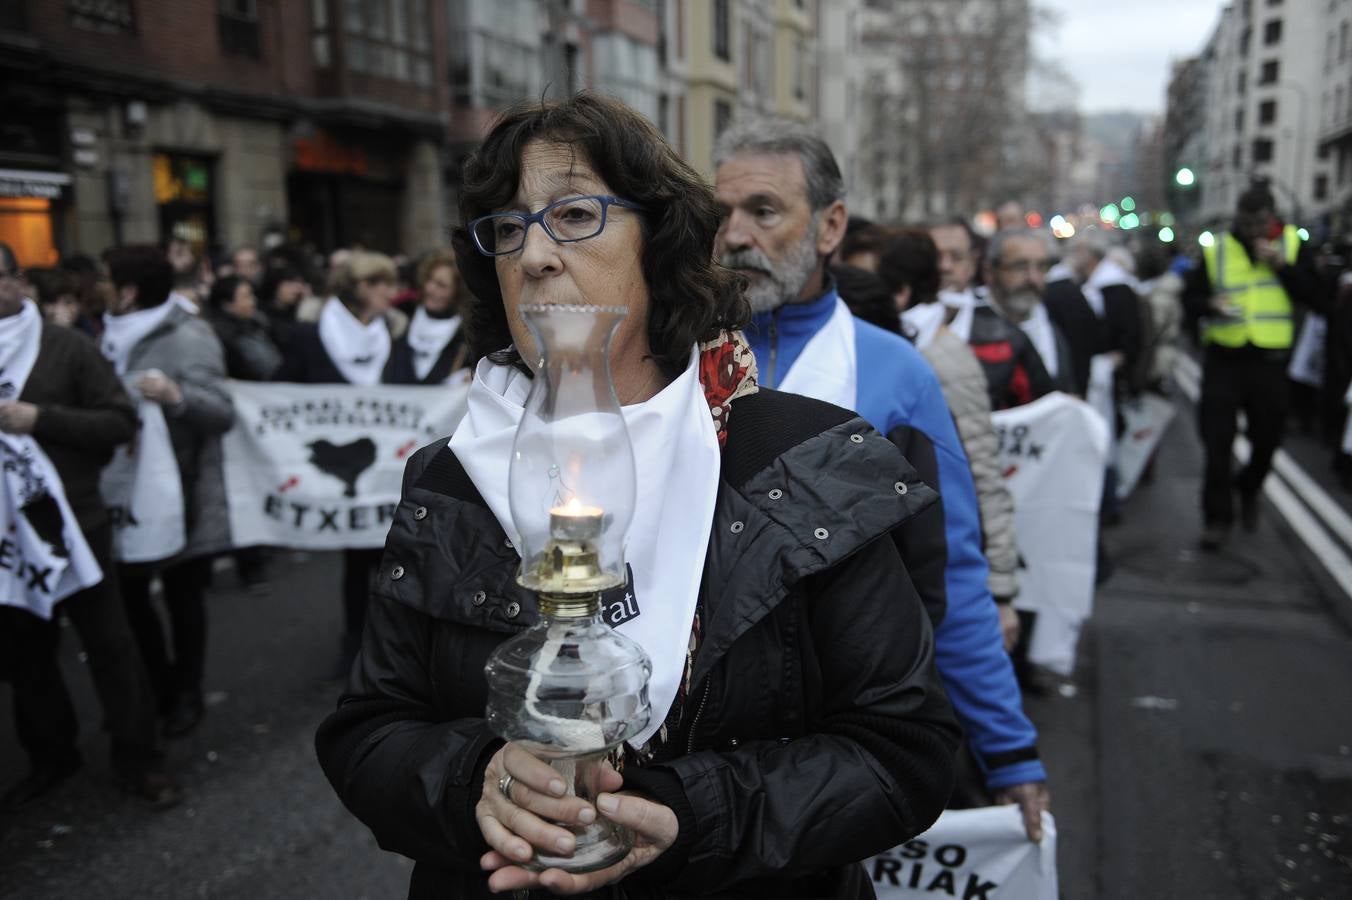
[498,772,515,802]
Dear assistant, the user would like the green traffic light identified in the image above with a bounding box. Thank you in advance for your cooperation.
[1175,168,1196,187]
[1101,203,1120,222]
[1121,197,1136,212]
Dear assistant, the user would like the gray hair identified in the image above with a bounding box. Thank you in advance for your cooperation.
[712,116,845,210]
[985,228,1053,267]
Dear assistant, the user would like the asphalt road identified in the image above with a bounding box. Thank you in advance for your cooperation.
[3,391,1352,898]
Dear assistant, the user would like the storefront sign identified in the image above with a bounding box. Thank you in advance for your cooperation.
[0,169,71,201]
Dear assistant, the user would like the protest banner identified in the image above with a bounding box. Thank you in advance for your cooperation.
[1115,392,1176,500]
[222,381,469,550]
[1,435,103,619]
[100,400,186,564]
[868,806,1058,899]
[992,392,1109,675]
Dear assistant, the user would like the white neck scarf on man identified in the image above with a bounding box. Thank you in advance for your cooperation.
[318,297,391,386]
[449,348,721,748]
[1019,302,1060,378]
[407,306,461,382]
[900,301,947,352]
[940,288,982,343]
[1081,257,1136,319]
[777,298,858,410]
[102,301,178,376]
[0,299,42,401]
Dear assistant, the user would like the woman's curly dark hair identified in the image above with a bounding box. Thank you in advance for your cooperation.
[451,92,748,379]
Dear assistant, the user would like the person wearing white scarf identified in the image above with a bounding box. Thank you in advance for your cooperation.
[317,106,960,900]
[392,253,471,385]
[0,267,179,810]
[274,251,398,674]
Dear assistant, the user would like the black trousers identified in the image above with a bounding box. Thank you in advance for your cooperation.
[1198,345,1291,526]
[2,523,160,776]
[121,555,213,705]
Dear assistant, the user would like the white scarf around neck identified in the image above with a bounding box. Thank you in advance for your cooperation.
[0,299,42,401]
[318,297,391,385]
[777,298,858,410]
[102,300,178,376]
[449,348,721,748]
[407,306,461,382]
[1082,257,1137,319]
[940,288,980,343]
[900,301,947,352]
[1019,302,1060,379]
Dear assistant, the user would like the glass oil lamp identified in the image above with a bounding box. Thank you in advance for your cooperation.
[484,304,652,873]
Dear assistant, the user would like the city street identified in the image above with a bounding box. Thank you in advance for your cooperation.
[2,379,1351,899]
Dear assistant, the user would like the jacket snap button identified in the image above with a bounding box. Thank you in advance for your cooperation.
[472,590,487,606]
[505,601,521,618]
[728,737,740,748]
[730,521,745,534]
[850,434,864,444]
[504,538,514,550]
[895,481,908,495]
[412,506,428,521]
[391,565,405,580]
[814,528,829,540]
[768,488,783,500]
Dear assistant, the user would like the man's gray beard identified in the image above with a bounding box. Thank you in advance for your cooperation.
[998,289,1041,323]
[720,222,822,314]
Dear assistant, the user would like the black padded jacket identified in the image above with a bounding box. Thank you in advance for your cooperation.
[315,388,961,899]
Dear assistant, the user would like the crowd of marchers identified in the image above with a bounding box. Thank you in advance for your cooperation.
[0,90,1330,899]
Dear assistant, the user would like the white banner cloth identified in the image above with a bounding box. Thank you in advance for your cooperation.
[1287,314,1326,387]
[992,393,1109,675]
[867,806,1058,899]
[100,400,187,564]
[0,435,104,619]
[1115,393,1176,500]
[222,381,469,549]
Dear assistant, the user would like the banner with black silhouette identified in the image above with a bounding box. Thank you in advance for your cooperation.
[221,381,469,550]
[867,806,1058,899]
[991,393,1110,676]
[0,434,103,619]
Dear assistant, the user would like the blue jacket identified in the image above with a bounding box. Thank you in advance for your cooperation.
[747,289,1045,790]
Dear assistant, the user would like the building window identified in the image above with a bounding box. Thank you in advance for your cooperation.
[153,153,216,258]
[1239,27,1251,56]
[218,0,261,59]
[714,97,733,138]
[67,0,136,33]
[1259,99,1277,124]
[1342,21,1349,62]
[1259,59,1279,84]
[1235,107,1245,133]
[344,0,433,86]
[1252,138,1274,162]
[1263,19,1282,44]
[312,0,331,66]
[1238,70,1247,94]
[794,38,807,100]
[1315,173,1329,201]
[713,0,730,61]
[1233,144,1243,168]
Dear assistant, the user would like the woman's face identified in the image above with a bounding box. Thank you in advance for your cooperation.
[43,294,82,328]
[355,275,394,319]
[225,281,256,320]
[493,141,650,375]
[422,264,457,314]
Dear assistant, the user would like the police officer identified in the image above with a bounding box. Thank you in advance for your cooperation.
[1184,184,1325,549]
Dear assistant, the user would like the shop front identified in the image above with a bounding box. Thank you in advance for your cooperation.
[0,168,72,268]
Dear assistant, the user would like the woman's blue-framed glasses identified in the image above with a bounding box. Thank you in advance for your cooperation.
[468,194,645,256]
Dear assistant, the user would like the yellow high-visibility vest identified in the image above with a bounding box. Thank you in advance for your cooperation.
[1201,224,1301,349]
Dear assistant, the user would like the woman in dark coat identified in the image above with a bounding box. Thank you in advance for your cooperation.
[389,250,472,386]
[276,251,401,670]
[315,93,959,900]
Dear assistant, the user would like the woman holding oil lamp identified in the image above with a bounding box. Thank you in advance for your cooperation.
[316,94,959,900]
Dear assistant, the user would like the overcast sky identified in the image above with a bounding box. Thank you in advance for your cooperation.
[1034,0,1228,115]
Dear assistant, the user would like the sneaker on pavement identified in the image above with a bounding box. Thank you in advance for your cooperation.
[121,770,183,811]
